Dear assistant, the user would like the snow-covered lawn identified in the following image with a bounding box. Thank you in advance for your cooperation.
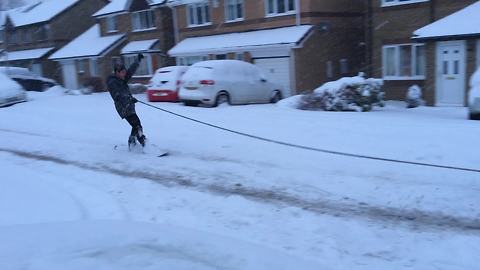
[1,89,479,269]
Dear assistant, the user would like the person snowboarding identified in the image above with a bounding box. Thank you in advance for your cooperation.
[107,53,147,150]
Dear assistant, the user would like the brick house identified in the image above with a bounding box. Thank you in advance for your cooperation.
[50,0,174,90]
[369,0,479,106]
[0,0,108,84]
[167,0,365,96]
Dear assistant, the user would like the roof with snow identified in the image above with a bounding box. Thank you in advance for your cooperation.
[0,47,55,62]
[5,0,82,27]
[168,25,313,56]
[121,39,159,54]
[93,0,130,17]
[49,24,125,60]
[93,0,163,17]
[413,1,480,40]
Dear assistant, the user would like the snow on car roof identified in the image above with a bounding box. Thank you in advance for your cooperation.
[6,0,81,27]
[50,24,125,60]
[168,25,313,56]
[413,1,480,39]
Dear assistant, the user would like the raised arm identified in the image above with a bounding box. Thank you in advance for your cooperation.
[125,54,144,83]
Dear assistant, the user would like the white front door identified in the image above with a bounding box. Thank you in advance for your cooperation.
[254,57,291,97]
[436,41,466,106]
[31,64,43,76]
[61,60,78,90]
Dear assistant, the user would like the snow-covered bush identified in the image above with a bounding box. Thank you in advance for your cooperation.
[468,68,480,120]
[405,85,425,108]
[298,75,384,112]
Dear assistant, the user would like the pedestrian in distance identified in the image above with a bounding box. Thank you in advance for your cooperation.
[107,53,147,150]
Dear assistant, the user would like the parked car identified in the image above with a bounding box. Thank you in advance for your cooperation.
[0,72,27,107]
[147,66,188,102]
[469,68,480,120]
[0,67,57,92]
[179,60,284,107]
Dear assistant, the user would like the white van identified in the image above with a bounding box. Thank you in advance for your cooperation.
[179,60,284,107]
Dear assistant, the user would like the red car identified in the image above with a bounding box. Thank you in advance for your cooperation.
[147,66,188,102]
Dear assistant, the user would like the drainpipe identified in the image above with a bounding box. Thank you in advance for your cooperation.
[172,5,179,44]
[295,0,301,26]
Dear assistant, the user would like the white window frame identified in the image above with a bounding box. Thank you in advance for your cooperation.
[106,15,118,33]
[265,0,296,17]
[186,2,211,27]
[89,58,98,76]
[131,10,156,31]
[382,43,426,80]
[225,0,244,22]
[476,39,480,68]
[381,0,429,7]
[123,54,153,76]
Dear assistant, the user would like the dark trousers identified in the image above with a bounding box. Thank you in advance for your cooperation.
[125,114,142,137]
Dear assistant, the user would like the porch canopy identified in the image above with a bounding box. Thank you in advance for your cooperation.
[121,39,160,55]
[413,1,480,40]
[168,25,313,57]
[50,24,125,60]
[0,47,55,62]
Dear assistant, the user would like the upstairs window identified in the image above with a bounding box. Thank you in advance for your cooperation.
[34,25,48,41]
[132,10,155,31]
[382,0,429,7]
[9,31,18,44]
[225,0,243,22]
[187,2,211,26]
[0,30,4,43]
[266,0,296,16]
[106,15,118,32]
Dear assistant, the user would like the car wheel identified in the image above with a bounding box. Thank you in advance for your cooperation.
[270,90,282,103]
[469,113,480,120]
[214,92,230,107]
[183,101,198,107]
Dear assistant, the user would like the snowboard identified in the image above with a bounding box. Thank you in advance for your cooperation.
[114,143,169,157]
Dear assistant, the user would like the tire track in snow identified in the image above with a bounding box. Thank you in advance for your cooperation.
[1,147,479,234]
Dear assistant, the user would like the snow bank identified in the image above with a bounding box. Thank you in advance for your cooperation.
[0,221,322,270]
[0,72,25,99]
[276,95,303,109]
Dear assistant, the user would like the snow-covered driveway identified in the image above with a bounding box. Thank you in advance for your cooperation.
[1,89,479,269]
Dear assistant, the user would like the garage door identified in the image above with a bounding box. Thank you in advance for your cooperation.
[254,57,291,96]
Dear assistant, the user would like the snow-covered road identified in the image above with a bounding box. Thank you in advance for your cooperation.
[1,89,479,269]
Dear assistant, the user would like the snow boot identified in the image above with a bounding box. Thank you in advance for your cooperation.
[128,135,137,150]
[136,127,146,147]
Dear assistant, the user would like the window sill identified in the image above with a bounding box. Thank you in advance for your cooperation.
[381,0,429,7]
[225,18,244,24]
[265,11,297,18]
[132,27,157,33]
[187,23,212,28]
[132,75,153,78]
[383,76,426,81]
[107,30,119,33]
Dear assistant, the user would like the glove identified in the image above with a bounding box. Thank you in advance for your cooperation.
[138,53,144,62]
[132,97,138,103]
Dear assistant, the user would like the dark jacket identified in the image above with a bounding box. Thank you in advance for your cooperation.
[107,61,139,119]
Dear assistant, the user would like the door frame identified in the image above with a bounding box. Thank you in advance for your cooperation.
[61,60,79,90]
[435,40,466,106]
